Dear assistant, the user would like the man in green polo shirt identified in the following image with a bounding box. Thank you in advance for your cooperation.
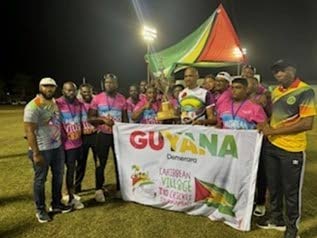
[257,60,316,238]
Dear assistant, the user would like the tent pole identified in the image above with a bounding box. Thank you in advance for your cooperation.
[237,63,241,75]
[147,44,150,84]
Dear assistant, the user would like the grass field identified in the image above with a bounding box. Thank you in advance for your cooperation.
[0,106,316,238]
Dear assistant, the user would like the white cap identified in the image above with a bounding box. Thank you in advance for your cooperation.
[39,77,57,86]
[216,72,232,83]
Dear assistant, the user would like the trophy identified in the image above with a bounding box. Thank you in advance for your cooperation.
[154,73,179,121]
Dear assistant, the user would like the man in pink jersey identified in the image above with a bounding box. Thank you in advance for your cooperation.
[214,71,232,113]
[88,74,128,202]
[132,86,161,124]
[139,80,147,101]
[75,83,98,194]
[126,85,140,123]
[56,82,85,210]
[217,77,267,129]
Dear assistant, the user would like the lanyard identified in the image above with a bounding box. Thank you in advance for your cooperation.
[231,100,246,120]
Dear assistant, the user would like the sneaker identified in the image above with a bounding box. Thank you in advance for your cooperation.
[256,218,286,231]
[69,198,84,210]
[253,205,266,217]
[36,210,52,223]
[62,194,81,203]
[95,189,105,203]
[49,203,72,214]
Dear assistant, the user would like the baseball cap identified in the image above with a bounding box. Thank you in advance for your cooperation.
[39,77,57,86]
[271,59,296,72]
[216,72,232,83]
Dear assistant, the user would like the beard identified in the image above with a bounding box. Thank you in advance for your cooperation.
[40,91,55,100]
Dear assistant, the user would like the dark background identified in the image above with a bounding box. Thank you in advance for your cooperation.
[2,0,317,99]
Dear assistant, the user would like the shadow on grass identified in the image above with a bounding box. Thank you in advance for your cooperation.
[0,221,33,238]
[0,152,27,160]
[0,194,33,206]
[300,225,317,238]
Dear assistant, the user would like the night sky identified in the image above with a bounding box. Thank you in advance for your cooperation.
[3,0,317,94]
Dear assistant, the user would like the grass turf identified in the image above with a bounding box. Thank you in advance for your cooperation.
[0,106,316,238]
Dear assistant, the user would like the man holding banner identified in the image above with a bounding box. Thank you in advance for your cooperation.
[178,67,217,126]
[257,60,316,238]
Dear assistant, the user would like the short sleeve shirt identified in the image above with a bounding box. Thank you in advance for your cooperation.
[23,96,61,151]
[90,92,127,134]
[269,79,316,152]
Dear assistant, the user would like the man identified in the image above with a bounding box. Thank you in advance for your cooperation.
[257,60,316,238]
[139,80,147,101]
[214,71,232,112]
[89,73,128,202]
[75,83,97,194]
[217,77,267,129]
[178,67,217,125]
[56,82,85,210]
[246,76,271,217]
[241,64,256,79]
[126,85,140,123]
[202,74,216,94]
[24,78,71,223]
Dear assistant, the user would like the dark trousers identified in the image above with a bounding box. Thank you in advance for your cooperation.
[256,145,267,205]
[65,147,82,201]
[75,133,97,193]
[29,146,64,212]
[95,132,120,191]
[263,141,305,234]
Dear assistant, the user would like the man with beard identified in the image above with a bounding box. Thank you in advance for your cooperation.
[56,82,85,210]
[126,85,140,123]
[74,83,97,194]
[88,74,128,202]
[24,78,72,223]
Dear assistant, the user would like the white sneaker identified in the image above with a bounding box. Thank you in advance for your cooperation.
[73,194,81,201]
[70,198,84,210]
[95,189,105,203]
[253,205,266,217]
[62,194,81,203]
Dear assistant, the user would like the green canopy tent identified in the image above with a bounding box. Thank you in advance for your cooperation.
[145,4,247,78]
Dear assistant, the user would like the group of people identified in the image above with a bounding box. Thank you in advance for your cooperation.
[23,60,316,238]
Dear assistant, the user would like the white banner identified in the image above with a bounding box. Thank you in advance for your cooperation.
[113,123,263,231]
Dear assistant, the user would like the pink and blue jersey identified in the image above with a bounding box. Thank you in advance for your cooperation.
[56,97,86,150]
[134,99,161,124]
[215,88,232,112]
[126,97,139,123]
[90,92,127,134]
[81,100,97,135]
[217,99,267,129]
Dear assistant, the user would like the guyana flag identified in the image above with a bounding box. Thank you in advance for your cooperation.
[145,4,246,78]
[194,178,237,217]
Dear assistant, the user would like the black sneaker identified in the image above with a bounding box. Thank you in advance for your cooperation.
[256,218,286,231]
[36,210,52,223]
[49,203,72,214]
